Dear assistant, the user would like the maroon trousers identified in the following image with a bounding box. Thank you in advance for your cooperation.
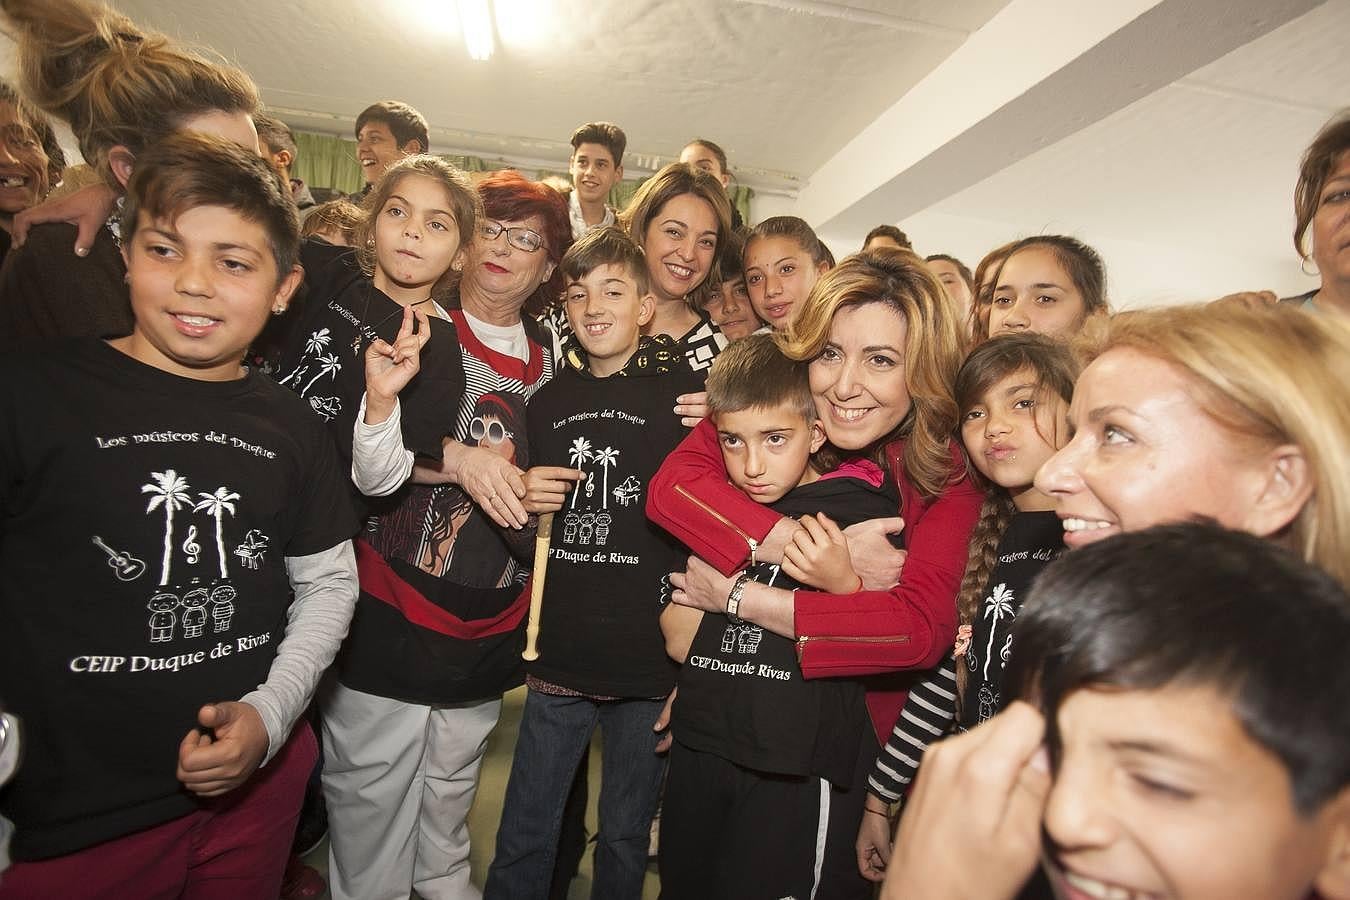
[0,723,316,900]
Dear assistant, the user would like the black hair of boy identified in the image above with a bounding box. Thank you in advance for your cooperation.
[1007,522,1350,814]
[355,100,429,153]
[561,225,649,298]
[254,113,297,162]
[711,227,747,287]
[864,224,911,249]
[120,132,300,281]
[569,122,626,166]
[705,332,814,423]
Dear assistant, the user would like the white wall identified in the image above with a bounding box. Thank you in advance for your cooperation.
[763,204,1317,311]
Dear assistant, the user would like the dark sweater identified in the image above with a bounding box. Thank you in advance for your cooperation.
[0,221,130,344]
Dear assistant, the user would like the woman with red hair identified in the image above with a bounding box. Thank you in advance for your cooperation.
[325,169,572,900]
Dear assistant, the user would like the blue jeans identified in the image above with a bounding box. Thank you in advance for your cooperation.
[484,689,666,900]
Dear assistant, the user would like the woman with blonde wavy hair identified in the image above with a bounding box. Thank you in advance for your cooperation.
[1037,301,1350,589]
[880,302,1350,900]
[647,246,983,897]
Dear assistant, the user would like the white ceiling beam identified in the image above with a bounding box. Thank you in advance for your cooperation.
[792,0,1325,234]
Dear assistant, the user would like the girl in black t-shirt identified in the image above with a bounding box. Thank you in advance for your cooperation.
[273,156,489,899]
[274,155,476,475]
[858,334,1079,881]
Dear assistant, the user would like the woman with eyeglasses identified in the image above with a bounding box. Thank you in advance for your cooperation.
[327,169,572,900]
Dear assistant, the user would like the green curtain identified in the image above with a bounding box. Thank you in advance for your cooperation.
[728,186,753,226]
[292,131,754,223]
[292,132,363,195]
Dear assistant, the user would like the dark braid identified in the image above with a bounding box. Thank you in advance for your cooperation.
[954,491,1015,702]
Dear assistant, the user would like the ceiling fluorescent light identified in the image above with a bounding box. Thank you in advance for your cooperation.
[733,0,966,40]
[458,0,495,61]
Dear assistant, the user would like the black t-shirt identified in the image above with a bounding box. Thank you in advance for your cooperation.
[958,510,1063,729]
[0,339,358,860]
[674,467,899,786]
[273,241,465,482]
[524,362,704,698]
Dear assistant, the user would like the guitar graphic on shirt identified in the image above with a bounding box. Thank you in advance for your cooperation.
[91,535,147,581]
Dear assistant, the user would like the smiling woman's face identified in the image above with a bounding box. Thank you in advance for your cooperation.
[641,192,718,303]
[0,101,51,215]
[463,212,554,309]
[807,301,911,450]
[1033,347,1274,549]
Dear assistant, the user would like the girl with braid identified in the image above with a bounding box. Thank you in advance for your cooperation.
[856,333,1078,881]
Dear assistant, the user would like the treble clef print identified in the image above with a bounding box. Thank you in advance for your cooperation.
[182,524,201,565]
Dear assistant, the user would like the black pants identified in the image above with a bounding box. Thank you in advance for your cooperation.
[659,738,872,900]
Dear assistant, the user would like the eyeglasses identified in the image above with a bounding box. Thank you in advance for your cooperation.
[470,416,514,444]
[480,219,545,253]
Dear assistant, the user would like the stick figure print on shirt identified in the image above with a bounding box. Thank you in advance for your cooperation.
[125,471,254,643]
[559,438,629,547]
[147,591,177,642]
[181,579,209,638]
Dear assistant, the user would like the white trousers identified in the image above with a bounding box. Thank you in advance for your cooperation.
[322,682,502,900]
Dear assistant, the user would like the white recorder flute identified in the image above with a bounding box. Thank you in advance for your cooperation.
[521,512,554,661]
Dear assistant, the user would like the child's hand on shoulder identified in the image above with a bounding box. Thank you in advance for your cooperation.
[782,513,863,594]
[521,466,584,514]
[673,390,709,428]
[176,701,269,798]
[365,305,432,424]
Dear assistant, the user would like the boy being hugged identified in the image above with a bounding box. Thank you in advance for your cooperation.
[657,333,899,900]
[482,227,703,900]
[0,133,359,896]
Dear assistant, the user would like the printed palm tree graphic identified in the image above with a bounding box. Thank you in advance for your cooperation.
[194,487,240,579]
[568,437,593,509]
[300,353,342,395]
[982,583,1016,680]
[142,470,192,585]
[281,328,331,384]
[593,447,619,509]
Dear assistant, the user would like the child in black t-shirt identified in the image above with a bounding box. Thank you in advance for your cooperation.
[0,134,359,897]
[481,227,703,900]
[656,333,895,900]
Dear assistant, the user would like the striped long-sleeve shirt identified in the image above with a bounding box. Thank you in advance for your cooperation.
[867,651,958,802]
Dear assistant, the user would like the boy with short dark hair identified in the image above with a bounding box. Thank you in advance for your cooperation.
[698,228,758,341]
[0,132,359,897]
[567,121,626,239]
[483,226,702,900]
[656,333,899,900]
[886,523,1350,900]
[862,224,911,252]
[353,100,429,195]
[1015,523,1350,900]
